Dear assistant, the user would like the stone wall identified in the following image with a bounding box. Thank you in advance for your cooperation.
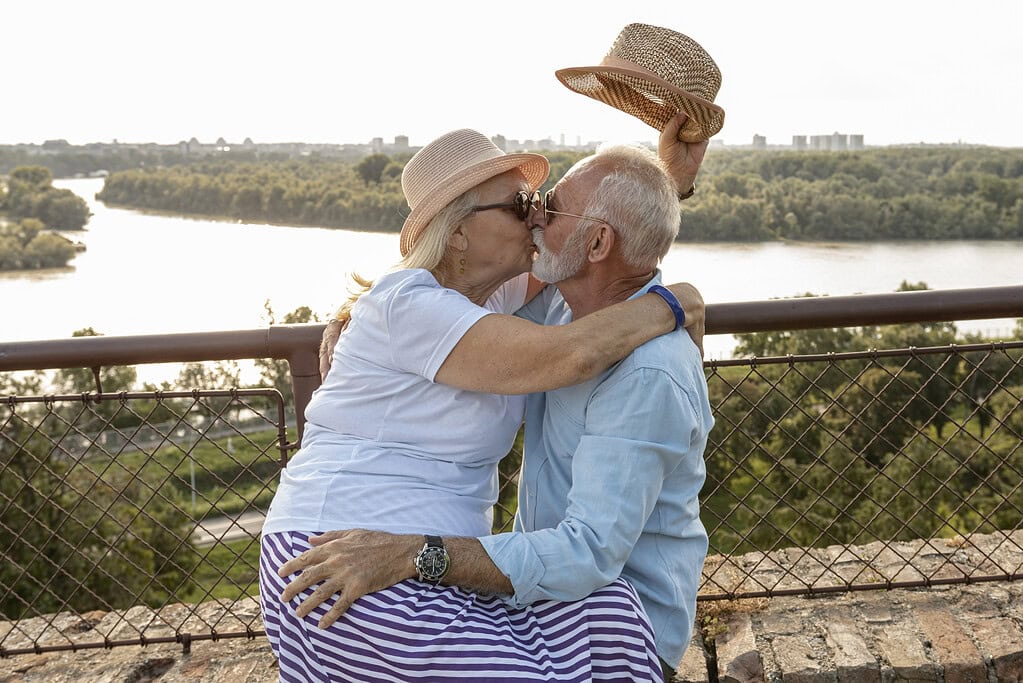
[1,533,1021,682]
[678,582,1023,682]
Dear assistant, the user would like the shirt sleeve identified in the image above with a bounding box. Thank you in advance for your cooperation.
[384,275,492,381]
[485,273,529,314]
[479,365,705,605]
[513,283,557,324]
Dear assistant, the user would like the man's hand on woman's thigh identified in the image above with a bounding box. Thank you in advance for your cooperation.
[277,528,414,629]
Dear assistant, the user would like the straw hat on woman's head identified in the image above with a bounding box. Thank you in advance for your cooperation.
[400,129,549,256]
[556,23,725,143]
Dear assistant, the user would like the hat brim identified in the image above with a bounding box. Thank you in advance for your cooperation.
[400,153,549,257]
[556,65,725,142]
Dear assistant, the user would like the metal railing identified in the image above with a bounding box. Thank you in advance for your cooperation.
[0,284,1020,657]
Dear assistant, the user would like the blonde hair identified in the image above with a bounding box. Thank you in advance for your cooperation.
[333,187,480,324]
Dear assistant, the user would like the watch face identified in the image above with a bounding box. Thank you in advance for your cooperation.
[417,546,449,580]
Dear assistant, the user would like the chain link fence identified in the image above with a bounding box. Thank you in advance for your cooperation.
[0,389,289,656]
[699,341,1023,599]
[1,341,1021,656]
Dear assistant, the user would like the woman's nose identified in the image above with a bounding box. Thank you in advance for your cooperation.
[527,203,546,231]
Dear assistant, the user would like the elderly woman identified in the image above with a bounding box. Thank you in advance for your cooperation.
[259,128,702,682]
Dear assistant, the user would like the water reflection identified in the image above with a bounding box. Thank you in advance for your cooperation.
[2,178,1019,372]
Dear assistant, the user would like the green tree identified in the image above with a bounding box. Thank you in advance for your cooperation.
[0,234,25,270]
[36,189,92,230]
[0,218,77,271]
[9,166,53,190]
[355,154,390,184]
[89,146,1023,240]
[254,302,320,408]
[0,390,196,619]
[22,232,76,268]
[3,166,90,231]
[55,328,138,395]
[14,217,44,243]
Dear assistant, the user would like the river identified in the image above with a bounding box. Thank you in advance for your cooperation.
[2,178,1020,383]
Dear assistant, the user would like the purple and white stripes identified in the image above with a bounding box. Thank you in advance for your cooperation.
[260,531,662,682]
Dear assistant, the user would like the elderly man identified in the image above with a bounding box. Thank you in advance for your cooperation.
[488,140,713,678]
[283,115,713,680]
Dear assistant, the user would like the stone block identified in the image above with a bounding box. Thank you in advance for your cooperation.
[758,598,807,636]
[823,617,879,683]
[854,592,894,626]
[674,635,710,683]
[715,611,764,683]
[93,604,156,642]
[868,609,939,682]
[967,614,1023,683]
[771,634,829,683]
[914,606,985,683]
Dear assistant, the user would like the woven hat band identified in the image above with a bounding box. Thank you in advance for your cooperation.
[555,23,725,142]
[597,54,723,115]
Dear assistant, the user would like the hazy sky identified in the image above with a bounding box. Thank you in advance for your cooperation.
[6,1,1022,148]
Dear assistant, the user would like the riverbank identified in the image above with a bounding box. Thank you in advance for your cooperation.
[4,179,1019,367]
[95,198,398,234]
[93,146,1023,241]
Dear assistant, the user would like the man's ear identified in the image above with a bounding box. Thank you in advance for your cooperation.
[449,222,469,252]
[586,224,615,263]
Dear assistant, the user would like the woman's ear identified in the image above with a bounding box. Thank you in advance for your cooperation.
[449,222,469,252]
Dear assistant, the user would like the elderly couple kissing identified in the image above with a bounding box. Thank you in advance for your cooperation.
[260,23,724,683]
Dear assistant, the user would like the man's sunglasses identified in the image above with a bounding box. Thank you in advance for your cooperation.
[472,190,615,230]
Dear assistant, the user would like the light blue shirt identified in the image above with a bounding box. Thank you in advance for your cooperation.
[479,273,713,667]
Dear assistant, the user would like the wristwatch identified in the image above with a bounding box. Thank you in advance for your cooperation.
[414,535,450,584]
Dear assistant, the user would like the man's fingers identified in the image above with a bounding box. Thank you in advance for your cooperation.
[279,571,314,603]
[279,566,330,606]
[294,580,342,618]
[317,593,355,629]
[278,549,312,578]
[309,531,345,546]
[660,112,689,144]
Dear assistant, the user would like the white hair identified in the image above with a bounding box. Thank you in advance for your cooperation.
[577,144,680,269]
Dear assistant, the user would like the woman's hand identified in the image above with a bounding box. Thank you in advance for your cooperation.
[318,319,346,381]
[658,113,709,197]
[667,282,705,358]
[277,529,417,629]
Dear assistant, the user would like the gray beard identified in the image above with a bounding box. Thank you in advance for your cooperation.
[531,227,587,284]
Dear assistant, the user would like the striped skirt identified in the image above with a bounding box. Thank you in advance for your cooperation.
[260,531,662,682]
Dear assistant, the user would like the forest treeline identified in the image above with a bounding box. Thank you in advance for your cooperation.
[93,146,1023,240]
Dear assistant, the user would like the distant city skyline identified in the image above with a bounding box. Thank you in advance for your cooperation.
[3,129,884,157]
[5,1,1022,149]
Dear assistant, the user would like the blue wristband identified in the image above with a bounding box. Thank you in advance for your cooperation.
[647,285,686,331]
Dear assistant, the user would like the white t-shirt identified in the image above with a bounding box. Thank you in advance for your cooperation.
[262,269,529,538]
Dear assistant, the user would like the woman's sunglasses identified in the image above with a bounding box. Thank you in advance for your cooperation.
[472,190,615,230]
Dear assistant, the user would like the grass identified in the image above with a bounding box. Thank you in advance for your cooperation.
[177,536,262,603]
